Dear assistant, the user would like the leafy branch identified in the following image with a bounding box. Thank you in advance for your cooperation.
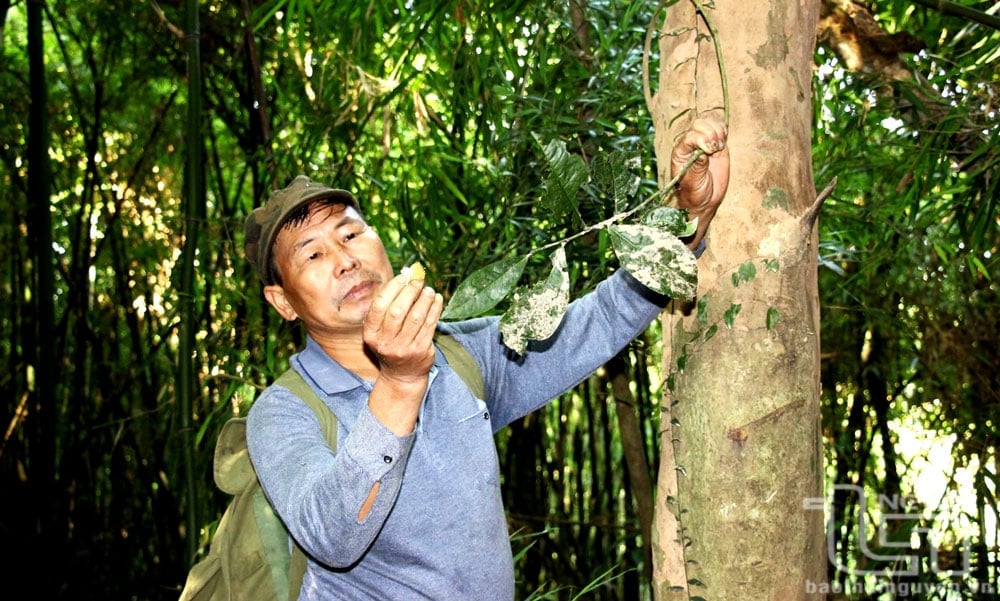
[440,0,731,356]
[441,142,706,354]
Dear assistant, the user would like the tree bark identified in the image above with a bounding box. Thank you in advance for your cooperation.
[608,351,655,584]
[646,1,827,599]
[27,1,58,596]
[179,0,206,565]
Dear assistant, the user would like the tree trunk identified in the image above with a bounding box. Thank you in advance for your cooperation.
[179,0,206,565]
[646,1,827,599]
[27,1,58,596]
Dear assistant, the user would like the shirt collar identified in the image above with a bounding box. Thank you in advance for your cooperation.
[293,334,446,396]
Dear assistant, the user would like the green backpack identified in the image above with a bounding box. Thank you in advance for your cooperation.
[178,335,484,601]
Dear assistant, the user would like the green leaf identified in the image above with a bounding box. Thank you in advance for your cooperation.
[591,150,642,212]
[498,247,570,354]
[696,296,709,325]
[641,206,697,238]
[608,224,698,299]
[732,261,757,287]
[538,138,589,221]
[766,306,780,330]
[723,303,741,328]
[441,255,529,320]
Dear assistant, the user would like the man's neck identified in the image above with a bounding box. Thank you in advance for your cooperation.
[312,329,380,382]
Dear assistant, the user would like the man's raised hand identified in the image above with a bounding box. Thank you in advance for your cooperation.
[363,266,443,384]
[670,117,730,250]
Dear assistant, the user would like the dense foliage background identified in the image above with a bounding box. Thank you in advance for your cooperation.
[1,0,996,599]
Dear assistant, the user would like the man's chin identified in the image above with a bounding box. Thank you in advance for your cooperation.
[334,299,372,323]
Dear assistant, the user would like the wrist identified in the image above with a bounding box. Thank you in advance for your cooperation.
[375,370,429,396]
[369,373,428,436]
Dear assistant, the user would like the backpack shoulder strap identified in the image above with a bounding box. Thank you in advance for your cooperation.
[273,368,338,597]
[434,333,486,401]
[275,368,339,451]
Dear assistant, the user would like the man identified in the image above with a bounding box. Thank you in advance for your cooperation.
[243,118,729,600]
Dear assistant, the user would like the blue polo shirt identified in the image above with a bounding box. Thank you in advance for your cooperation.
[246,269,670,600]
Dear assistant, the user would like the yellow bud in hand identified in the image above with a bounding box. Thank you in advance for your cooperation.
[401,262,426,282]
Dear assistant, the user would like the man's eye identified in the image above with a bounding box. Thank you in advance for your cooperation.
[344,232,357,242]
[307,252,321,261]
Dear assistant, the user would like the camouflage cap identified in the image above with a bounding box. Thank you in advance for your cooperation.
[244,175,359,285]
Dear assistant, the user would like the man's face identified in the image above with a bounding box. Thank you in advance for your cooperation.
[263,203,393,336]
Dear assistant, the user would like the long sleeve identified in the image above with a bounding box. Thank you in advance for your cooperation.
[246,370,419,567]
[439,268,668,429]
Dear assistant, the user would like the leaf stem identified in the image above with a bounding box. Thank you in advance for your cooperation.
[529,153,704,257]
[521,0,730,261]
[690,0,731,126]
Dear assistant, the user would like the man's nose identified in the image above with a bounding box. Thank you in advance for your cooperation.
[334,252,360,276]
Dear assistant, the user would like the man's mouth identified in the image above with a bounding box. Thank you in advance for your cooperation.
[343,280,375,303]
[335,277,383,313]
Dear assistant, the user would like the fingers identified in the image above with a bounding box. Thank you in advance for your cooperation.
[671,118,727,178]
[399,285,444,345]
[364,270,443,361]
[685,118,728,155]
[364,272,413,338]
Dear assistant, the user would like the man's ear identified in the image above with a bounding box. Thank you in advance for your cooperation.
[263,285,298,321]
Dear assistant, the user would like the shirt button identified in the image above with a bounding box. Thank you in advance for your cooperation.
[383,455,393,464]
[483,411,490,420]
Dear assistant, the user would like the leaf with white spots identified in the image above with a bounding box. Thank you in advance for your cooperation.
[499,247,570,354]
[608,224,698,299]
